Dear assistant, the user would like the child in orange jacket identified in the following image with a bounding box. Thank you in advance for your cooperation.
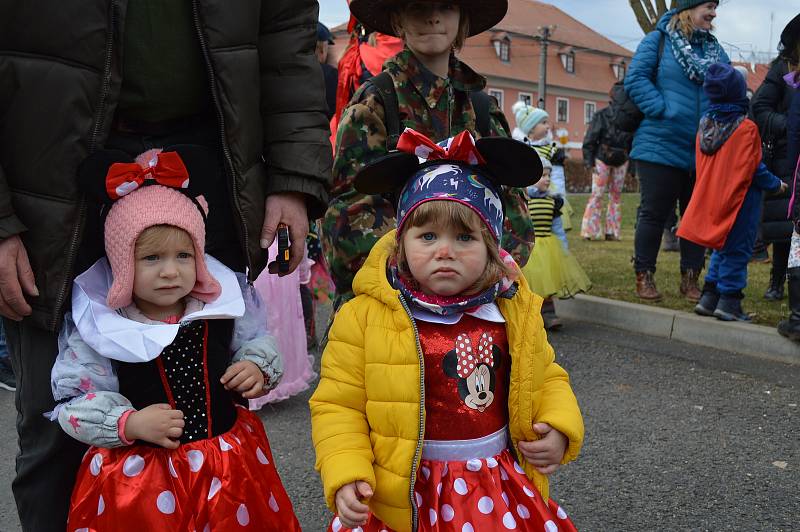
[678,63,786,320]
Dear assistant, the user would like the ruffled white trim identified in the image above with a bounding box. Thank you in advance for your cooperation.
[71,255,244,363]
[411,302,505,324]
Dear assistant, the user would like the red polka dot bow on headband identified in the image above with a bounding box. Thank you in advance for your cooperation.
[105,150,190,200]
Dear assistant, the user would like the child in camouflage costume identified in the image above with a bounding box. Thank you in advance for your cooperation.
[323,0,534,309]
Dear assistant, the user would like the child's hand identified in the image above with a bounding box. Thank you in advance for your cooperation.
[517,423,568,475]
[778,181,789,194]
[335,480,373,529]
[124,404,184,449]
[221,360,266,399]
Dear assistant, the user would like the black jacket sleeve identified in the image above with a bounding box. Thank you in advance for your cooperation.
[582,109,604,167]
[0,164,27,240]
[751,61,789,147]
[258,0,333,219]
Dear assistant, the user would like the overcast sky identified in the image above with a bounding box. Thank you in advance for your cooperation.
[319,0,798,62]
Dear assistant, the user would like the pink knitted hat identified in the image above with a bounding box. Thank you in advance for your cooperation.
[81,147,222,309]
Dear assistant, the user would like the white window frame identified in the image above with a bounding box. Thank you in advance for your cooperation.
[488,89,504,110]
[556,97,569,123]
[612,62,626,81]
[560,51,575,73]
[518,92,533,106]
[584,101,596,124]
[499,40,510,62]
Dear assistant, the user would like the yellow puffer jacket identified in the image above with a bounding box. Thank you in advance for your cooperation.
[310,231,584,532]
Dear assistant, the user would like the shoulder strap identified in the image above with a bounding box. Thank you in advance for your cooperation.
[469,91,492,137]
[369,71,401,150]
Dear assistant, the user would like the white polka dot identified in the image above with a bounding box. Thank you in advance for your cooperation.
[503,511,517,529]
[429,508,437,525]
[243,423,254,432]
[415,491,422,507]
[331,517,342,532]
[437,482,442,495]
[442,463,449,476]
[477,496,494,514]
[545,520,558,532]
[557,506,567,520]
[75,528,89,532]
[219,436,233,451]
[353,528,364,532]
[168,457,178,478]
[486,457,498,468]
[269,493,279,512]
[156,490,176,514]
[122,455,145,477]
[237,503,250,525]
[97,495,105,516]
[500,468,509,481]
[187,450,204,472]
[454,477,468,495]
[502,491,510,507]
[233,435,242,445]
[513,462,525,474]
[89,454,103,476]
[256,447,270,464]
[202,524,210,532]
[421,465,430,479]
[517,504,530,519]
[441,504,455,522]
[466,459,482,471]
[523,485,535,498]
[208,477,222,500]
[462,523,474,532]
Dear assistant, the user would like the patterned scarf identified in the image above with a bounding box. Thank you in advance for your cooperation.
[388,251,519,316]
[667,26,723,84]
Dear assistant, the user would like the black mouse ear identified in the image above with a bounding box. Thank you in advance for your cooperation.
[353,151,421,195]
[77,149,134,204]
[162,144,217,198]
[475,137,543,187]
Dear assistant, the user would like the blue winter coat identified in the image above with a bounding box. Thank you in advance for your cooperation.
[625,11,729,171]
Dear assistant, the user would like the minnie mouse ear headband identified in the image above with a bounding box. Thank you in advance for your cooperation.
[354,128,542,241]
[349,0,508,38]
[78,145,221,309]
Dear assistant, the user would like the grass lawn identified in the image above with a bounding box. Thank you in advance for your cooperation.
[564,193,788,327]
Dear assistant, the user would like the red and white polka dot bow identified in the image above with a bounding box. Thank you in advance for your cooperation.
[454,332,495,378]
[396,128,486,166]
[105,150,190,200]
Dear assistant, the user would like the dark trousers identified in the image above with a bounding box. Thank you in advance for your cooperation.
[7,117,243,532]
[634,160,705,273]
[4,318,87,532]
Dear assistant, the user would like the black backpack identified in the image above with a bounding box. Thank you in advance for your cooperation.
[366,71,493,149]
[611,32,665,134]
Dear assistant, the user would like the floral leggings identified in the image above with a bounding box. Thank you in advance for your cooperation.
[789,230,800,269]
[580,159,629,240]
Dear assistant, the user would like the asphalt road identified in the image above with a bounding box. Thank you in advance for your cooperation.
[0,318,797,531]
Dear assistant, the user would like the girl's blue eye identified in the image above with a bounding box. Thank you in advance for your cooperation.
[143,255,158,261]
[457,234,473,242]
[178,252,193,259]
[422,232,436,241]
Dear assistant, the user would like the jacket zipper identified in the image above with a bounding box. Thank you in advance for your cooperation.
[399,294,425,532]
[52,0,118,330]
[191,0,252,277]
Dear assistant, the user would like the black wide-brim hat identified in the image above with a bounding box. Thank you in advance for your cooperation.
[781,13,800,51]
[354,136,542,195]
[349,0,508,38]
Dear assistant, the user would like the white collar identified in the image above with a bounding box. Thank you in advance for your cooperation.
[71,255,244,363]
[411,302,506,324]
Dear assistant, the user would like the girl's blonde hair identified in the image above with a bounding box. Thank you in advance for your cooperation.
[392,201,513,295]
[134,225,194,258]
[390,6,471,51]
[669,8,714,38]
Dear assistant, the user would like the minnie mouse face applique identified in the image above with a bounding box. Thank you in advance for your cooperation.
[442,332,502,412]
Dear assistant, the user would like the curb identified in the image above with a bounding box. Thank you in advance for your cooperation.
[555,294,800,366]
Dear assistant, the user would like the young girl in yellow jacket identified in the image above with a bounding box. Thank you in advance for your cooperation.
[310,129,584,532]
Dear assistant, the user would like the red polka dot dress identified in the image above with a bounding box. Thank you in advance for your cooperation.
[67,320,301,531]
[329,315,577,531]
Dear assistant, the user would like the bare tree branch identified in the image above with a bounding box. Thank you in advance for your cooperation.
[629,0,673,34]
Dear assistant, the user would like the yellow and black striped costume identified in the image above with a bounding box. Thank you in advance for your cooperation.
[526,195,564,238]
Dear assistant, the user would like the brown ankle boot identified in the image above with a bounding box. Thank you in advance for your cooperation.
[635,271,662,301]
[680,269,702,303]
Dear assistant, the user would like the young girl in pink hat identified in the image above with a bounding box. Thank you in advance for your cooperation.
[48,146,300,531]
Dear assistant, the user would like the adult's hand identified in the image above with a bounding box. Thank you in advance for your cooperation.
[260,192,309,276]
[0,235,38,320]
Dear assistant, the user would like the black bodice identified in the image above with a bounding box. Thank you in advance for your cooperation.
[117,319,240,444]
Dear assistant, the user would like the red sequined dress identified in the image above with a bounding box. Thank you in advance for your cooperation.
[331,311,576,531]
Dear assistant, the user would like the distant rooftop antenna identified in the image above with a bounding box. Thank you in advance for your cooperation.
[769,11,775,54]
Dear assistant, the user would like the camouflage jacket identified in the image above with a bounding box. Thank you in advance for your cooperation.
[323,48,534,305]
